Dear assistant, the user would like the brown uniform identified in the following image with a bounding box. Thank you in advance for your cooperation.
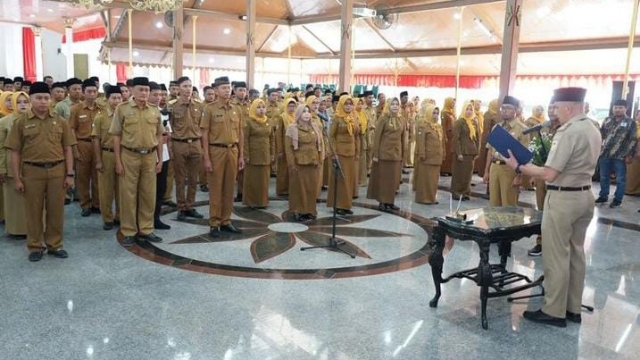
[266,101,281,175]
[168,97,204,211]
[275,113,292,196]
[69,101,101,210]
[477,100,500,178]
[541,115,601,318]
[441,107,456,175]
[232,98,250,198]
[364,104,377,173]
[401,104,414,168]
[327,115,360,210]
[5,110,76,251]
[285,124,321,215]
[109,100,164,237]
[450,118,480,198]
[414,118,445,204]
[486,120,529,206]
[367,114,405,204]
[0,113,27,235]
[243,117,274,207]
[201,100,243,228]
[92,107,119,224]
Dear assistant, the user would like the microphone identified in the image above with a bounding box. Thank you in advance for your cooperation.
[523,120,552,135]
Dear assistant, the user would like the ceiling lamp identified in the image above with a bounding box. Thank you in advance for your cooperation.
[130,0,187,13]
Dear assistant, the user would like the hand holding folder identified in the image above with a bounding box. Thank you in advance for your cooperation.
[486,126,533,165]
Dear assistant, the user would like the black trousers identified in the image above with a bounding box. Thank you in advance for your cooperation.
[154,161,169,221]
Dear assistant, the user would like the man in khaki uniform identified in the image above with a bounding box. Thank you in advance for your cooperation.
[92,85,122,230]
[483,95,529,206]
[6,82,76,262]
[168,81,179,102]
[231,81,249,202]
[69,79,102,216]
[167,76,205,221]
[109,77,165,247]
[363,90,377,174]
[49,82,66,112]
[201,76,244,237]
[505,87,601,327]
[161,84,177,207]
[399,91,413,171]
[54,78,83,120]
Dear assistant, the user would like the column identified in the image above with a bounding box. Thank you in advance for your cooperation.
[246,0,256,89]
[33,26,44,80]
[64,18,74,78]
[338,0,353,92]
[498,0,522,101]
[172,5,185,80]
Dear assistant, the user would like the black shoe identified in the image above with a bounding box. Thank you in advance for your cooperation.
[234,194,243,202]
[154,221,171,230]
[163,200,177,207]
[462,195,470,201]
[528,244,542,256]
[343,209,354,215]
[352,196,359,199]
[114,219,121,226]
[64,199,71,205]
[184,209,204,219]
[387,204,399,211]
[200,185,209,192]
[523,309,566,327]
[594,197,608,204]
[209,227,220,237]
[28,251,43,262]
[336,209,347,216]
[91,207,101,214]
[8,234,27,240]
[81,208,91,217]
[220,224,242,233]
[138,233,163,243]
[177,211,187,221]
[566,311,582,323]
[47,249,68,258]
[294,213,303,222]
[402,169,409,174]
[609,200,621,208]
[103,222,114,230]
[378,203,387,211]
[322,186,328,190]
[122,236,136,247]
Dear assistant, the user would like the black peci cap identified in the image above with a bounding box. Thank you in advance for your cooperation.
[29,82,51,95]
[132,77,150,87]
[66,77,82,87]
[82,79,98,90]
[106,85,122,98]
[213,76,230,87]
[502,95,520,108]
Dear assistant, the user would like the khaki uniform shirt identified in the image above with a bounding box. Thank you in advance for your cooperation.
[201,100,242,145]
[109,99,164,149]
[91,107,116,149]
[266,102,281,122]
[5,109,76,162]
[168,97,204,139]
[372,114,405,161]
[487,119,529,160]
[69,101,101,140]
[415,120,445,165]
[243,118,274,165]
[0,114,17,176]
[364,105,377,149]
[452,118,480,156]
[53,97,79,120]
[330,115,360,157]
[546,115,602,187]
[285,125,321,166]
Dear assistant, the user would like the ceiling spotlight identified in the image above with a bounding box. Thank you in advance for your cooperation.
[133,51,140,57]
[453,12,461,20]
[239,15,248,21]
[223,28,231,35]
[156,21,163,28]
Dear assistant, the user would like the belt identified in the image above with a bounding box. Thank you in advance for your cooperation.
[101,147,114,153]
[23,160,64,169]
[493,160,506,165]
[209,143,237,148]
[546,185,591,192]
[172,137,201,143]
[123,146,156,155]
[77,138,93,143]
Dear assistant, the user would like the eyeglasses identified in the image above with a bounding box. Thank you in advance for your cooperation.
[500,106,516,111]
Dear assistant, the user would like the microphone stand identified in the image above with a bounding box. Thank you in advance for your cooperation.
[301,122,356,258]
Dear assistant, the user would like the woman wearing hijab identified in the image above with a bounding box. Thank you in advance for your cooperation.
[355,96,368,188]
[521,105,546,190]
[0,92,29,237]
[472,99,485,176]
[440,97,456,176]
[478,99,499,180]
[0,90,13,226]
[286,105,323,221]
[305,94,326,198]
[450,101,480,200]
[275,98,297,197]
[414,105,445,204]
[327,95,360,215]
[243,99,275,209]
[367,97,405,211]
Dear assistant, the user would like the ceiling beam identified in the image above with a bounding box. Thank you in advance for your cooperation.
[363,19,396,52]
[301,25,336,55]
[291,0,505,25]
[257,25,279,52]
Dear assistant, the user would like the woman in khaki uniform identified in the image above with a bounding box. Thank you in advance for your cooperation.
[286,105,322,221]
[327,95,360,215]
[414,105,445,205]
[275,98,296,196]
[478,99,499,180]
[0,91,12,224]
[367,97,405,211]
[473,99,485,176]
[355,96,368,188]
[450,101,480,200]
[305,95,326,198]
[0,92,28,236]
[625,109,640,195]
[440,97,456,176]
[243,99,274,209]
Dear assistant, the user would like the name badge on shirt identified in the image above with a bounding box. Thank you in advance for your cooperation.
[25,124,36,129]
[621,122,628,127]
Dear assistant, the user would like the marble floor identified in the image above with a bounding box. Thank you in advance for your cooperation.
[1,173,639,360]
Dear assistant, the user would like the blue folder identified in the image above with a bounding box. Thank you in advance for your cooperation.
[486,125,533,165]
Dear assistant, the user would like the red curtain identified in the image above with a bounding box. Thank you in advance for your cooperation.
[199,68,210,89]
[116,63,128,83]
[62,27,107,43]
[22,27,36,82]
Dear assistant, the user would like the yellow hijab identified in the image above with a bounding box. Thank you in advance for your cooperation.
[442,97,456,119]
[382,97,401,129]
[305,95,320,119]
[334,95,356,136]
[423,106,440,124]
[0,92,14,117]
[282,98,297,127]
[355,97,367,133]
[487,99,499,115]
[530,105,546,124]
[460,101,477,141]
[249,99,268,124]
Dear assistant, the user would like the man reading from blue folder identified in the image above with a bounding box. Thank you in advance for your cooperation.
[483,95,529,206]
[504,87,601,328]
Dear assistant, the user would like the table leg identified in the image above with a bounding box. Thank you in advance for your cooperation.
[498,240,511,269]
[478,240,492,330]
[429,226,446,308]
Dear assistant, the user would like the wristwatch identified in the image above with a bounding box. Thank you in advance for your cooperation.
[66,173,75,178]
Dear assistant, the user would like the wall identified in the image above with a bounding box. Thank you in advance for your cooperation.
[41,28,66,81]
[0,23,24,77]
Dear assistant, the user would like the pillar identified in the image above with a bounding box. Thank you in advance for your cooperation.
[172,5,185,80]
[246,0,256,89]
[64,18,74,78]
[498,0,522,101]
[32,26,44,80]
[338,0,353,93]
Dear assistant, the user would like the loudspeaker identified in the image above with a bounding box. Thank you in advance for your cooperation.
[610,81,635,117]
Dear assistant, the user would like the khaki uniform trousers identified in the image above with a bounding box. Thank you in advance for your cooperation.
[23,163,65,252]
[199,164,208,187]
[98,150,119,223]
[163,159,174,203]
[541,190,593,318]
[76,140,99,209]
[208,146,238,228]
[534,178,547,246]
[172,141,202,211]
[119,150,156,237]
[488,163,519,206]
